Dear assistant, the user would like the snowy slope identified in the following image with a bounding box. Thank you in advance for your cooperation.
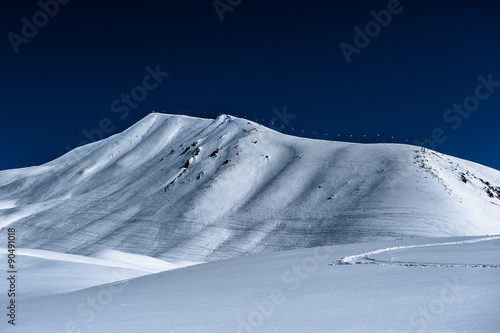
[7,236,500,333]
[1,113,500,263]
[0,249,198,300]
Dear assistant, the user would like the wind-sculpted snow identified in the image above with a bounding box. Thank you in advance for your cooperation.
[1,113,500,263]
[11,236,500,333]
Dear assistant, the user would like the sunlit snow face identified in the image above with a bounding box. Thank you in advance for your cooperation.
[0,200,17,210]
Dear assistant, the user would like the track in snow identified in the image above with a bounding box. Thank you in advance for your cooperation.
[330,236,500,268]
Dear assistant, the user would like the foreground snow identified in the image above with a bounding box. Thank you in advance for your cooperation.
[3,236,499,332]
[0,249,199,299]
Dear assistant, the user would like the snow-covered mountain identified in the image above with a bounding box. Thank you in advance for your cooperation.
[1,113,499,263]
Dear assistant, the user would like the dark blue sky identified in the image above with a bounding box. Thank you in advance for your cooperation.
[1,0,500,171]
